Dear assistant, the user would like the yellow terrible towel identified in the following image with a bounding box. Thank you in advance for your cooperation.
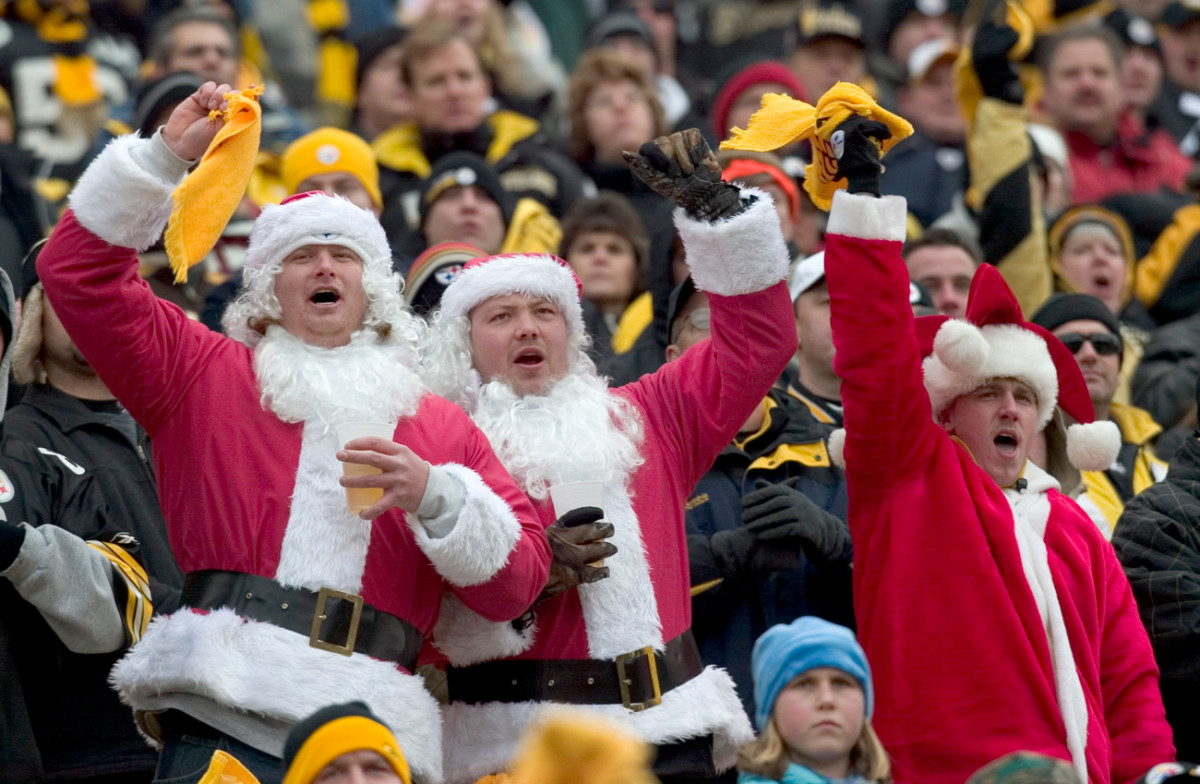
[722,82,913,211]
[164,85,264,283]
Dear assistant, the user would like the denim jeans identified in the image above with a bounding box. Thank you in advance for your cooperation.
[152,712,283,784]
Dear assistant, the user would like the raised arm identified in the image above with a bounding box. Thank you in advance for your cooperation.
[36,84,233,434]
[622,130,796,485]
[823,119,943,488]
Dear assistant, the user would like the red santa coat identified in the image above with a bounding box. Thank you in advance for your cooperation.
[823,190,1173,784]
[37,137,550,783]
[432,194,796,782]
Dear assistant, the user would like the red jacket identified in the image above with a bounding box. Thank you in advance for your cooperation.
[824,190,1174,784]
[1067,111,1192,203]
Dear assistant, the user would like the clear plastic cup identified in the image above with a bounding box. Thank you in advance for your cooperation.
[549,481,607,566]
[337,421,394,513]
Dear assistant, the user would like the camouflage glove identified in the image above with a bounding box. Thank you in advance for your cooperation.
[623,128,745,222]
[830,116,892,197]
[537,506,617,603]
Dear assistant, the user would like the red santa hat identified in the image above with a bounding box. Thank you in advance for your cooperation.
[915,264,1121,471]
[437,252,584,337]
[244,191,393,277]
[828,265,1120,471]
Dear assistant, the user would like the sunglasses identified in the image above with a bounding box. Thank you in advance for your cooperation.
[1057,332,1122,356]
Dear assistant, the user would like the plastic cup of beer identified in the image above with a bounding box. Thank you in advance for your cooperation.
[549,480,607,567]
[337,421,394,514]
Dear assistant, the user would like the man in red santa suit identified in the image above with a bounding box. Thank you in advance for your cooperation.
[419,129,797,783]
[35,82,551,784]
[818,113,1175,784]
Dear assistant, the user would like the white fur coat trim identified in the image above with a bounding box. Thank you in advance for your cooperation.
[676,187,789,297]
[440,665,753,784]
[69,134,178,251]
[826,190,907,242]
[431,592,537,666]
[410,463,521,587]
[111,608,443,783]
[274,423,374,593]
[431,481,663,663]
[577,482,662,658]
[1004,463,1089,784]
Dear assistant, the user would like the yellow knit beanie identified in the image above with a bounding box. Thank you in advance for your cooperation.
[281,127,382,209]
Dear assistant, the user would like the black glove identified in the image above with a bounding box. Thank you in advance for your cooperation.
[972,11,1023,104]
[623,128,745,222]
[711,525,801,575]
[741,481,848,563]
[537,507,618,603]
[0,518,24,572]
[829,116,891,197]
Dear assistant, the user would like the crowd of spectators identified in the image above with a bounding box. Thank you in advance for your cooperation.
[2,0,1200,782]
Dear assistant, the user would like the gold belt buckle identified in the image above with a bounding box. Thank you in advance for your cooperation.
[615,645,661,711]
[309,586,363,657]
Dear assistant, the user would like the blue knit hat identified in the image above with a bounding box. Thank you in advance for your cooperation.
[751,616,873,731]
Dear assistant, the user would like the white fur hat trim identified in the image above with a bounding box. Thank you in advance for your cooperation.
[922,321,1058,429]
[438,253,584,335]
[244,193,392,277]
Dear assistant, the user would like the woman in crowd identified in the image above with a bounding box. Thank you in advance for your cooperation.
[739,617,891,784]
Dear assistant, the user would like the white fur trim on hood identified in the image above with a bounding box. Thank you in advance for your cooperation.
[675,187,789,297]
[246,193,393,278]
[409,463,521,587]
[922,321,1059,429]
[437,254,584,339]
[69,134,178,251]
[827,428,846,469]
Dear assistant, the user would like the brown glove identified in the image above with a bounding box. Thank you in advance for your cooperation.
[538,506,618,603]
[623,128,745,222]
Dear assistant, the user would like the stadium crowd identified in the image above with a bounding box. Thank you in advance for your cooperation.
[1,0,1200,783]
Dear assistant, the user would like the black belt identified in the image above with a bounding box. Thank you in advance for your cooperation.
[446,631,704,711]
[182,570,422,672]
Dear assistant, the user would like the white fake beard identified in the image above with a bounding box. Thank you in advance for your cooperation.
[471,372,644,501]
[254,326,425,433]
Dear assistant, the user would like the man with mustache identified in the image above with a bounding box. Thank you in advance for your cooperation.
[1038,25,1191,202]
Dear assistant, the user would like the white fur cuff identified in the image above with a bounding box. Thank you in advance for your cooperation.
[676,187,789,296]
[826,190,907,242]
[431,593,536,666]
[69,134,179,251]
[410,464,521,587]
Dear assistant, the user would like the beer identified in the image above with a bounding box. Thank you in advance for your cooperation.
[343,462,384,513]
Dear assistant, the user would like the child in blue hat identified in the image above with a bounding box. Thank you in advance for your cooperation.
[738,616,890,784]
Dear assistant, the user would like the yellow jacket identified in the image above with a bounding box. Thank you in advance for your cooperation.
[1080,403,1167,538]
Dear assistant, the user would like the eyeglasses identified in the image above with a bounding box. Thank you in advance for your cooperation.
[1057,332,1122,356]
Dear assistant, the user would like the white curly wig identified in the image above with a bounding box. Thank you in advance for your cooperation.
[221,192,422,350]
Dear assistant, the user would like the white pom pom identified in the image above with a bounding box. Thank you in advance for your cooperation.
[933,319,990,376]
[1066,420,1122,471]
[827,428,846,468]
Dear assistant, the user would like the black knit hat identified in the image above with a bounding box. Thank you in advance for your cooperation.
[1030,293,1124,360]
[584,10,656,53]
[419,152,513,226]
[666,276,699,343]
[353,25,407,93]
[133,71,207,138]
